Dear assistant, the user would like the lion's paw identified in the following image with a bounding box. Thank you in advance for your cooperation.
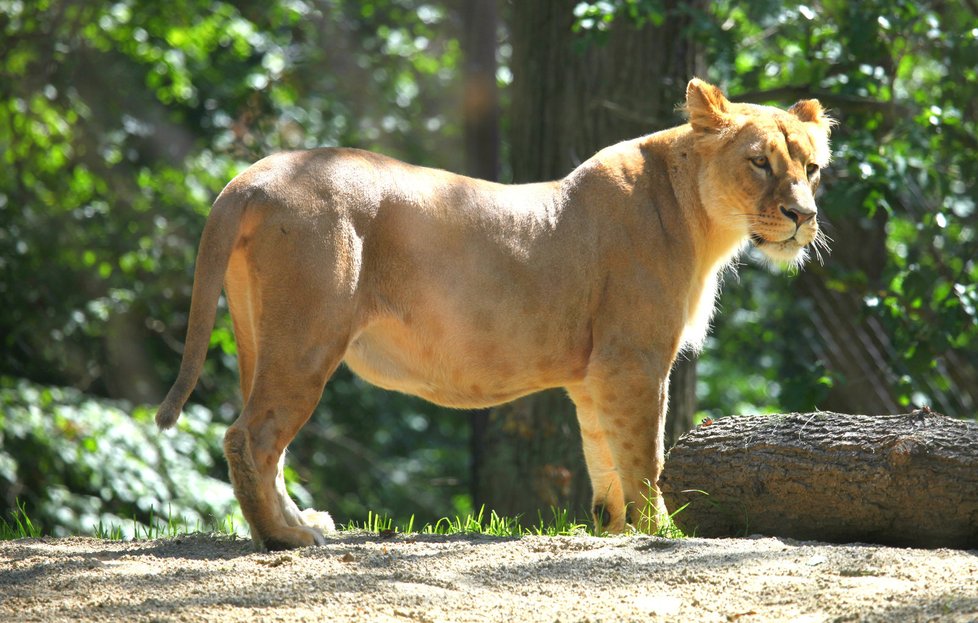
[300,508,336,533]
[261,525,327,551]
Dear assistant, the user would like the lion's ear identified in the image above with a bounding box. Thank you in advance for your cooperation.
[685,78,731,133]
[789,99,836,134]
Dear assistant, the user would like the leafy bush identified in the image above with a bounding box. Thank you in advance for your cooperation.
[0,377,243,537]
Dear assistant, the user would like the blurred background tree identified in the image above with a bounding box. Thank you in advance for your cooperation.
[0,0,975,535]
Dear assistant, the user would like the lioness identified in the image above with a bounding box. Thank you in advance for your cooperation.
[157,79,833,550]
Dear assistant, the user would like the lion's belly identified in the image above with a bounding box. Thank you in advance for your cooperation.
[343,313,584,409]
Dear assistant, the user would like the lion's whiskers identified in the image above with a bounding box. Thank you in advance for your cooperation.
[811,227,832,266]
[720,212,759,231]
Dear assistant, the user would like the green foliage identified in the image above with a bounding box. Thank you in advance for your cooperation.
[572,0,668,36]
[0,378,242,537]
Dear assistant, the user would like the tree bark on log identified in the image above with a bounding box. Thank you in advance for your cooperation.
[659,410,978,549]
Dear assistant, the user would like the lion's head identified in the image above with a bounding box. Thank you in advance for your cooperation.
[685,78,834,268]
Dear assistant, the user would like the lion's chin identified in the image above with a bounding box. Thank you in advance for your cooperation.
[752,235,810,269]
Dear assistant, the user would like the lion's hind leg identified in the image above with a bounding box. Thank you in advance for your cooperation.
[273,453,336,532]
[223,208,355,549]
[224,321,348,550]
[224,424,323,550]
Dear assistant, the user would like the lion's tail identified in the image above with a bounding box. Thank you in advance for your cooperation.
[156,190,245,430]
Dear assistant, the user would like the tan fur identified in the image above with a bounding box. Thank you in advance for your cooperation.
[156,79,833,549]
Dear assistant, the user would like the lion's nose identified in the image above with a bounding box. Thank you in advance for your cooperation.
[780,205,816,226]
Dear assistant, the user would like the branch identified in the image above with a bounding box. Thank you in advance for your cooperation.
[733,86,914,119]
[596,99,667,126]
[597,86,918,131]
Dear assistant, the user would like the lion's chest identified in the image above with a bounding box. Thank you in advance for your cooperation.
[679,270,722,353]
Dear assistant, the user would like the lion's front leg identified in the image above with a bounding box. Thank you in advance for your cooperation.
[568,387,625,533]
[578,354,671,534]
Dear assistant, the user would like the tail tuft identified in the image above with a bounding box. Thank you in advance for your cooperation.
[155,382,191,430]
[155,399,182,430]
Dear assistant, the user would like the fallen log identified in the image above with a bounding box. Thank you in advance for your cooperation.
[659,409,978,549]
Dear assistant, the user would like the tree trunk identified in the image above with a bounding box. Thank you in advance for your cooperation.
[478,1,706,523]
[460,0,500,510]
[461,0,499,183]
[660,410,978,548]
[665,357,697,449]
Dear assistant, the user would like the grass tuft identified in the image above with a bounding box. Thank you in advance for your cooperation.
[530,507,591,536]
[1,501,242,542]
[0,500,42,539]
[347,505,603,538]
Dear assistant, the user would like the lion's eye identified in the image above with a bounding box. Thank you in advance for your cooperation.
[750,156,770,170]
[806,163,820,177]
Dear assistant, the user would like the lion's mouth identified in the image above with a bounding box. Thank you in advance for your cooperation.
[749,229,818,266]
[750,232,803,247]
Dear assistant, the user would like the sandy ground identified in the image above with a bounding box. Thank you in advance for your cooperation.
[1,533,977,622]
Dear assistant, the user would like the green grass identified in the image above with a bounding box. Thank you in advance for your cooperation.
[0,500,241,542]
[90,508,241,541]
[3,501,684,541]
[344,504,685,539]
[343,505,591,537]
[0,501,42,540]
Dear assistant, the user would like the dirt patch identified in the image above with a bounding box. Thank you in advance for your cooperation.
[1,533,977,622]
